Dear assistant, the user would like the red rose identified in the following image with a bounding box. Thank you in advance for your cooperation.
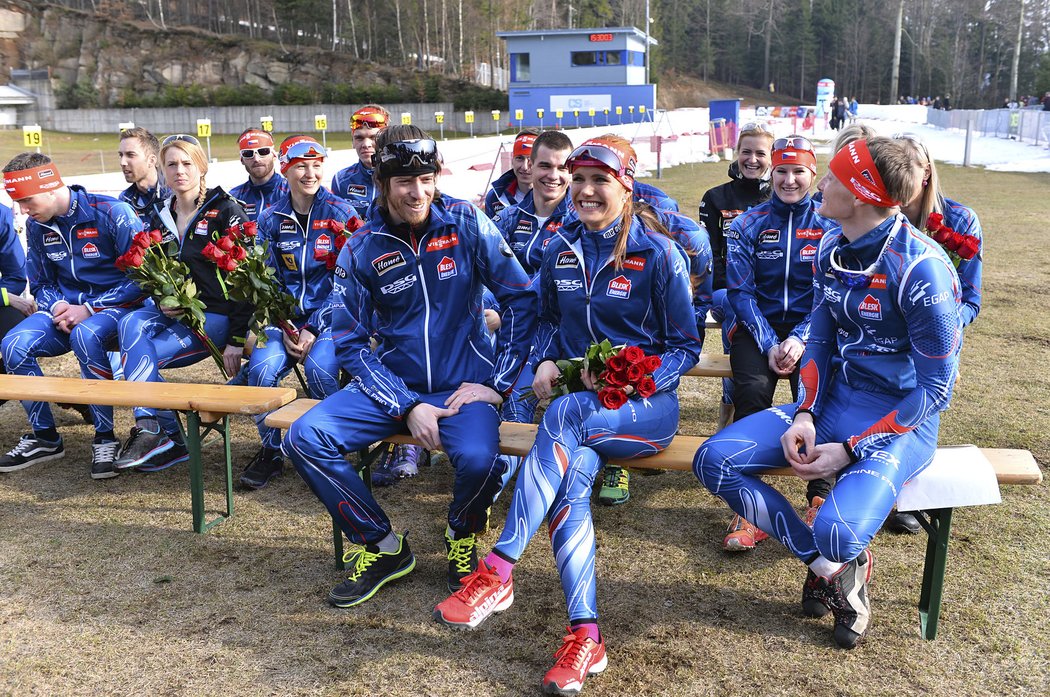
[931,228,951,244]
[149,229,163,244]
[242,221,258,237]
[334,234,348,251]
[222,257,239,272]
[115,255,128,271]
[636,376,657,398]
[626,363,645,383]
[598,387,628,410]
[225,224,242,238]
[314,248,329,261]
[958,236,979,260]
[603,368,628,387]
[217,236,235,252]
[943,234,962,253]
[201,242,220,261]
[606,354,626,371]
[642,355,662,372]
[126,251,145,268]
[132,231,151,249]
[925,212,944,232]
[325,256,337,270]
[230,245,247,261]
[329,219,345,234]
[346,216,364,232]
[621,346,645,365]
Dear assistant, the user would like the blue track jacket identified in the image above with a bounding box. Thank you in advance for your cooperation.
[330,162,377,219]
[230,173,288,222]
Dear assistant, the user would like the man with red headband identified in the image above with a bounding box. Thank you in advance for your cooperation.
[483,128,540,218]
[230,128,288,222]
[0,152,144,478]
[694,137,962,649]
[331,104,390,218]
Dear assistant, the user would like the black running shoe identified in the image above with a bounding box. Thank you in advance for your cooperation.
[328,532,416,608]
[136,440,189,472]
[0,434,64,472]
[801,568,831,618]
[90,439,121,480]
[114,427,173,471]
[823,549,874,649]
[239,447,284,490]
[445,531,479,592]
[884,510,921,534]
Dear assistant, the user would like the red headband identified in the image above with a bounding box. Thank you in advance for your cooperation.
[771,147,817,174]
[3,163,64,200]
[829,140,901,208]
[238,130,274,150]
[513,133,537,158]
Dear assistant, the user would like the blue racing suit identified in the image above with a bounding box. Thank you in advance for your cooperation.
[120,181,170,230]
[694,214,962,565]
[938,198,982,328]
[492,215,702,623]
[249,187,356,448]
[230,173,288,222]
[330,162,377,219]
[0,203,27,306]
[283,193,537,545]
[634,181,679,212]
[650,206,714,343]
[2,186,143,435]
[484,169,526,218]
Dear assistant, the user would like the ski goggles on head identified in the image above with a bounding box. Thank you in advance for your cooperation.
[351,110,388,131]
[161,134,201,148]
[374,138,440,179]
[567,141,635,190]
[240,147,273,159]
[279,136,327,173]
[773,136,814,152]
[739,122,774,136]
[771,135,816,173]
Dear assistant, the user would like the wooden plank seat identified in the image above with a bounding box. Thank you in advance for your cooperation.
[0,374,297,533]
[266,397,1041,640]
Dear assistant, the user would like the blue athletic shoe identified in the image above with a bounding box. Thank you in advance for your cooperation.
[371,444,427,487]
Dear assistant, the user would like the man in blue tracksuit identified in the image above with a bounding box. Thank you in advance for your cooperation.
[283,126,537,607]
[118,127,170,229]
[634,180,679,212]
[230,128,288,222]
[483,129,539,218]
[330,105,390,218]
[0,153,144,479]
[240,135,357,490]
[694,137,962,649]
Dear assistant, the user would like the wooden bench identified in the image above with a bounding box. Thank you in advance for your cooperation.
[0,374,297,533]
[266,397,1041,640]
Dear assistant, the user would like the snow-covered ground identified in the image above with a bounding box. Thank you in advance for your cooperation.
[9,104,1050,210]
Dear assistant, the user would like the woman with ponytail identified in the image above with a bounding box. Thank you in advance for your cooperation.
[113,135,253,472]
[434,134,702,696]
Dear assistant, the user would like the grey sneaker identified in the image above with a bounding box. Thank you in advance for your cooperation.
[90,439,122,480]
[372,444,426,487]
[113,427,173,471]
[822,549,874,649]
[0,434,64,473]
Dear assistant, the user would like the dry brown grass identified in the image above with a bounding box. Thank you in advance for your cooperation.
[1,155,1048,696]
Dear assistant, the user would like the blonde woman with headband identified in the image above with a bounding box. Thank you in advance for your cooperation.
[112,134,253,473]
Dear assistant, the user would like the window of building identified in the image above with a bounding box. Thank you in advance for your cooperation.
[511,53,530,82]
[571,51,598,67]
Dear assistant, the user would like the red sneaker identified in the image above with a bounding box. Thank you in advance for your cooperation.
[722,514,769,552]
[432,559,513,629]
[542,626,608,695]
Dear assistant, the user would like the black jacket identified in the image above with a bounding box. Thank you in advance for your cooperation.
[697,162,771,290]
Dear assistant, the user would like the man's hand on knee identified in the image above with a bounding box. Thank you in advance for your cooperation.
[406,402,456,451]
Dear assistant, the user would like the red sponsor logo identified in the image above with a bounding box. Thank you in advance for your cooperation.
[204,209,219,219]
[799,244,817,261]
[607,275,631,299]
[622,256,646,271]
[858,294,882,320]
[312,219,332,230]
[315,234,332,252]
[425,233,460,252]
[81,242,100,259]
[76,227,98,239]
[796,228,823,240]
[869,274,887,290]
[437,255,457,280]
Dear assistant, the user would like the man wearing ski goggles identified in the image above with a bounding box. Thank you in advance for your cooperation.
[230,128,287,222]
[332,105,391,217]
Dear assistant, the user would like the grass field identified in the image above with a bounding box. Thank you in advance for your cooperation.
[0,153,1047,696]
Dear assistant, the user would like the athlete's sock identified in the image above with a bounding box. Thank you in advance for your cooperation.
[34,428,60,443]
[374,530,400,553]
[484,551,515,583]
[135,417,160,434]
[570,621,602,644]
[809,555,846,579]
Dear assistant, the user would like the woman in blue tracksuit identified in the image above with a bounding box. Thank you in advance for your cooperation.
[282,126,537,609]
[717,135,831,551]
[238,135,358,490]
[694,137,962,649]
[113,135,252,473]
[434,135,701,696]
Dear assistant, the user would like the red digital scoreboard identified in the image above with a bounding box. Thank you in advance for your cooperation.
[589,33,613,42]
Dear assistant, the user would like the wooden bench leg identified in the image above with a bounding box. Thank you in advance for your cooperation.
[331,444,384,570]
[180,411,234,534]
[915,507,954,640]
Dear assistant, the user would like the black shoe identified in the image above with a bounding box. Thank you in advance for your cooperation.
[801,568,831,618]
[90,439,121,480]
[328,532,416,608]
[239,447,284,490]
[445,531,479,593]
[884,510,921,534]
[0,433,65,472]
[57,402,93,424]
[113,427,173,471]
[822,549,874,649]
[136,440,189,472]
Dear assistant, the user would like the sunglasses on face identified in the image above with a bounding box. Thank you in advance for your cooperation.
[773,136,814,152]
[240,147,272,159]
[161,134,201,147]
[351,114,388,130]
[567,144,630,177]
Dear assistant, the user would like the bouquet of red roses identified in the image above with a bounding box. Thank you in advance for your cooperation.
[925,212,979,266]
[314,216,364,270]
[546,339,662,410]
[116,229,228,378]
